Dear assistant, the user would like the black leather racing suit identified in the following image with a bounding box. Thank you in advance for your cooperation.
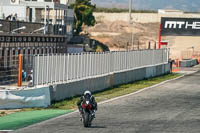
[77,94,97,114]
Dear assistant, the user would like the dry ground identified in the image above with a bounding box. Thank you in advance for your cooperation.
[83,20,200,59]
[0,109,21,117]
[84,20,159,50]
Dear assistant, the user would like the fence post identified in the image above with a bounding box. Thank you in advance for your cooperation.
[42,54,44,85]
[36,55,40,85]
[102,52,105,74]
[66,54,69,81]
[152,49,154,65]
[46,54,49,84]
[167,48,169,63]
[63,54,66,82]
[18,54,23,87]
[89,53,92,77]
[59,54,61,82]
[32,55,35,86]
[51,54,53,84]
[55,54,58,82]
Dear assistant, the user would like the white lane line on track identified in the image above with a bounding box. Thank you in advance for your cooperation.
[0,130,13,132]
[17,73,186,131]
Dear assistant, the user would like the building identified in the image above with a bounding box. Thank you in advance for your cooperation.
[158,9,184,15]
[0,0,74,36]
[0,0,75,85]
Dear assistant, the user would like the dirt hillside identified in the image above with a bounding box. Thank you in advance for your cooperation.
[84,20,159,51]
[83,14,200,59]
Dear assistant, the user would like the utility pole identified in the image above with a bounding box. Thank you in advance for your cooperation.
[44,5,47,34]
[131,32,134,50]
[129,0,133,50]
[129,0,132,22]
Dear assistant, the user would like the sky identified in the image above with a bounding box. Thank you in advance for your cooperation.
[91,0,200,12]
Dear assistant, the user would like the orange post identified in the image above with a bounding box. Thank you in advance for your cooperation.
[18,54,22,87]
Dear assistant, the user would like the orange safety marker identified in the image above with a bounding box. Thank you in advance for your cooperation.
[18,54,22,87]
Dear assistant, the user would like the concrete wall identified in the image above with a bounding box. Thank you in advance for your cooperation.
[180,59,198,67]
[94,13,200,23]
[50,63,171,102]
[0,20,45,33]
[49,75,113,101]
[0,87,51,109]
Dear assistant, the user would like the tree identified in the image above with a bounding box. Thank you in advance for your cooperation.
[70,0,96,35]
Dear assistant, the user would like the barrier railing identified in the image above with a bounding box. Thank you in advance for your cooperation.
[32,49,168,86]
[0,55,19,85]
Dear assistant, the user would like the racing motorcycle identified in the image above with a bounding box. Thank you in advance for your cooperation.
[81,97,95,127]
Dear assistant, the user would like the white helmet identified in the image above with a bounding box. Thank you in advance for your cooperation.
[84,90,91,96]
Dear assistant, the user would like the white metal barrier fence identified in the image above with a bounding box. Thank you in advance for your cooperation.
[33,49,168,86]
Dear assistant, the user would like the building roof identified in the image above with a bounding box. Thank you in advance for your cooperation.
[158,9,184,14]
[158,9,184,12]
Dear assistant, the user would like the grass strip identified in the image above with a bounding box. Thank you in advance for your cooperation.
[50,73,181,110]
[0,109,72,130]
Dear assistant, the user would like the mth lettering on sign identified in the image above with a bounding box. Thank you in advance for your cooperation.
[161,17,200,36]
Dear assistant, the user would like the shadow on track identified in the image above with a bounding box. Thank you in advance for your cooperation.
[89,126,107,129]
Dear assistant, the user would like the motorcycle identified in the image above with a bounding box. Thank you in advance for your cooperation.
[81,97,95,127]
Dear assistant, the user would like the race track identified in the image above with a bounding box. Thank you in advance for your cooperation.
[13,71,200,133]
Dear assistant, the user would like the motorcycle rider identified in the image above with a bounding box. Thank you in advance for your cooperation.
[77,90,97,119]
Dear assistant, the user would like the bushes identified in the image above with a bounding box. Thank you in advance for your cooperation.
[94,7,157,13]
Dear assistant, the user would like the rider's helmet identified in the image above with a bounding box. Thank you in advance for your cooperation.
[84,90,91,96]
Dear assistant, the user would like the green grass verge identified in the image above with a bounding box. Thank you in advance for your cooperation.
[50,73,181,110]
[0,109,73,130]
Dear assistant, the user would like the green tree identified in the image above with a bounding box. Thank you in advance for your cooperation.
[70,0,96,35]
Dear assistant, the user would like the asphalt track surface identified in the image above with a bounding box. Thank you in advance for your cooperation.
[13,71,200,133]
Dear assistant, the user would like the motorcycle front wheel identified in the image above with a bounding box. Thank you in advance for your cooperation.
[83,112,90,127]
